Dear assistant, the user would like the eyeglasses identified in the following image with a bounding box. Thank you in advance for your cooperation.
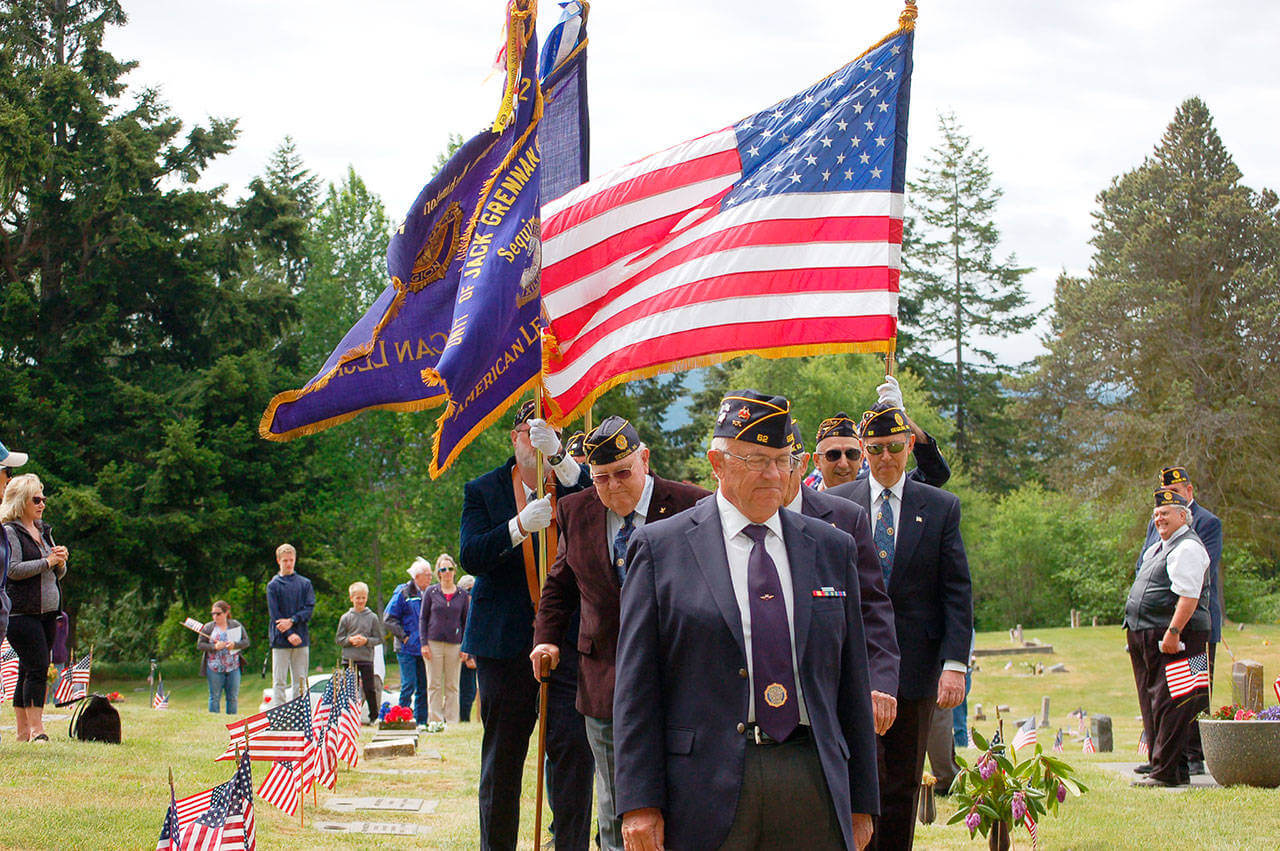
[719,450,796,473]
[591,467,635,486]
[863,441,908,456]
[823,448,861,463]
[31,496,47,505]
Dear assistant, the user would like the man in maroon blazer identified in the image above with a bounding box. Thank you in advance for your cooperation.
[532,415,708,851]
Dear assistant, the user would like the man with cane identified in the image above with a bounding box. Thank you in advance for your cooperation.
[459,400,594,850]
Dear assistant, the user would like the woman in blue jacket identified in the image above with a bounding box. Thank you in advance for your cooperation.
[383,558,431,728]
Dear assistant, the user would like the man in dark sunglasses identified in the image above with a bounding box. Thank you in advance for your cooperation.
[533,415,708,850]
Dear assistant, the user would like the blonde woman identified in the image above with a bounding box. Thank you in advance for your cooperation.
[2,474,69,742]
[418,553,469,723]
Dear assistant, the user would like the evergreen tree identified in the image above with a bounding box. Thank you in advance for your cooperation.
[1024,98,1280,556]
[0,1,321,656]
[901,113,1037,488]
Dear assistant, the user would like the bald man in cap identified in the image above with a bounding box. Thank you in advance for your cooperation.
[1133,466,1222,776]
[615,391,878,850]
[532,416,709,850]
[784,421,900,736]
[826,402,971,851]
[1126,488,1212,788]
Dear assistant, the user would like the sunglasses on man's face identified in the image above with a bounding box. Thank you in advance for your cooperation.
[823,448,861,463]
[863,441,908,456]
[591,467,635,486]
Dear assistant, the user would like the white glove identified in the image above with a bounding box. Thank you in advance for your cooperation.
[876,374,904,410]
[518,495,554,534]
[528,418,562,457]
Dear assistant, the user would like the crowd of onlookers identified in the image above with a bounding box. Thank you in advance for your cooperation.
[196,542,474,729]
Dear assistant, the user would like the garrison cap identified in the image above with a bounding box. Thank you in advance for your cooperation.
[1154,488,1190,509]
[1160,466,1190,487]
[583,416,641,466]
[714,390,794,450]
[511,400,537,427]
[859,402,911,439]
[788,421,805,457]
[565,431,587,458]
[815,412,858,444]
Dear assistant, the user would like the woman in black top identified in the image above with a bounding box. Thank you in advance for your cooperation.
[2,473,69,742]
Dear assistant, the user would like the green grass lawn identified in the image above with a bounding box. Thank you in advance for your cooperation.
[2,623,1278,849]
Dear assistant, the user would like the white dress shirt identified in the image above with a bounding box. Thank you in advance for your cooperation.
[1142,523,1210,598]
[715,491,809,725]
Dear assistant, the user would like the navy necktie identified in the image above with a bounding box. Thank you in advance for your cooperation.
[874,489,895,584]
[742,524,799,742]
[613,512,637,585]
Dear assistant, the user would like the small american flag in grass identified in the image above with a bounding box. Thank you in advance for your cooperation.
[256,760,302,816]
[1138,730,1149,757]
[154,676,169,710]
[1010,717,1037,755]
[1082,733,1096,754]
[53,652,92,706]
[1052,728,1064,753]
[0,640,17,702]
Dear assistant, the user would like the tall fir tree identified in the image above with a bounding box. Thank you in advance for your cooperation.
[901,113,1037,490]
[1023,97,1280,556]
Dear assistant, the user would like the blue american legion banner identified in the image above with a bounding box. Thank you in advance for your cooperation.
[260,2,544,480]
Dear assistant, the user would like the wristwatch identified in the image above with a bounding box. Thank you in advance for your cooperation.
[1167,625,1181,636]
[547,450,566,466]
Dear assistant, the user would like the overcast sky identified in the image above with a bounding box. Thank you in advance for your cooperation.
[105,0,1280,364]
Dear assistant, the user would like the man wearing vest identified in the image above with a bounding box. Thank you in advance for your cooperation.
[1134,465,1222,776]
[459,401,594,850]
[1125,488,1212,788]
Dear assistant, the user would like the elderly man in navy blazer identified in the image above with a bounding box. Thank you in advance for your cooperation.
[614,391,878,851]
[459,401,595,851]
[827,402,972,851]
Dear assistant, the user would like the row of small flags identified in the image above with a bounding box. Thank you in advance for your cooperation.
[157,670,363,848]
[1,640,95,706]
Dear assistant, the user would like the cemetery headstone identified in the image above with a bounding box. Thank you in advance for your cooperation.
[1090,715,1113,752]
[1040,697,1051,728]
[1232,659,1265,712]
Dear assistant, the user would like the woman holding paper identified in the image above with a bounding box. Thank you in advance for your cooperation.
[198,601,249,714]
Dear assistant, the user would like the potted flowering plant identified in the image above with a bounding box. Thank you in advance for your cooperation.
[1197,703,1280,788]
[948,730,1087,850]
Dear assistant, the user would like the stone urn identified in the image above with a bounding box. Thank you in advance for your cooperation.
[1198,719,1280,787]
[986,820,1011,851]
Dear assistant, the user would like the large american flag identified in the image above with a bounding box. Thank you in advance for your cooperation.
[1165,652,1209,700]
[539,16,914,421]
[178,753,256,851]
[218,693,313,763]
[53,652,92,706]
[0,640,17,702]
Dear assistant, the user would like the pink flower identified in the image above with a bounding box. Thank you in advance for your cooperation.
[1011,792,1027,822]
[1234,708,1257,721]
[978,756,996,779]
[1057,782,1067,803]
[965,810,982,832]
